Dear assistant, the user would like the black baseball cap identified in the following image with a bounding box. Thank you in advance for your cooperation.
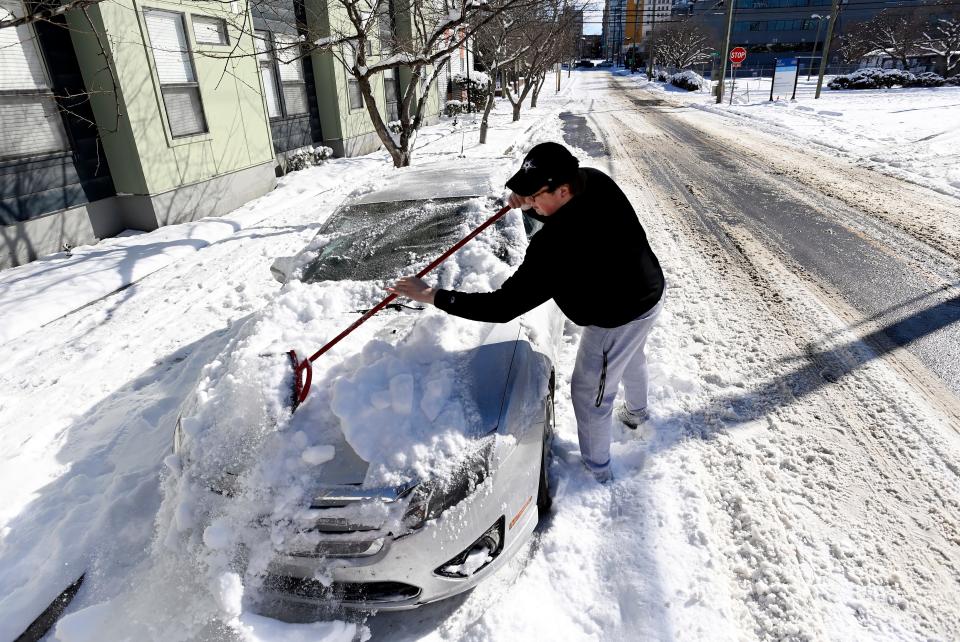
[505,142,580,196]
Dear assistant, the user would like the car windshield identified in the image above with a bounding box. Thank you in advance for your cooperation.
[299,197,501,283]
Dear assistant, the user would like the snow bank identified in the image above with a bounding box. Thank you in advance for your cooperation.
[645,77,960,198]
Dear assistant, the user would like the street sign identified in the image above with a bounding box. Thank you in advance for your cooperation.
[732,62,742,69]
[770,57,799,101]
[729,47,747,64]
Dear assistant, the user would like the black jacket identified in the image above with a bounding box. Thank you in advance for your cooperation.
[434,168,664,328]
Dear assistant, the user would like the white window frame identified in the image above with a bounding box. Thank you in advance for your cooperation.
[347,78,364,111]
[0,0,68,160]
[143,8,208,139]
[257,29,309,119]
[274,33,308,116]
[192,15,229,46]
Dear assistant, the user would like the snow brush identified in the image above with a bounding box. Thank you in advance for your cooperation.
[287,204,512,411]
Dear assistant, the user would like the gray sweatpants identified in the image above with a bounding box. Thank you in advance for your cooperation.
[571,294,664,473]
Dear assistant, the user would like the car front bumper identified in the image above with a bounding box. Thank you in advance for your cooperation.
[257,435,544,612]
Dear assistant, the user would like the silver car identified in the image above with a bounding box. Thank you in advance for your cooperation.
[174,162,564,613]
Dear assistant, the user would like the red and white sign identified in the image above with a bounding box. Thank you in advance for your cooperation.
[732,62,742,69]
[729,47,747,64]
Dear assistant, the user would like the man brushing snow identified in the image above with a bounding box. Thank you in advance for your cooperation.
[389,142,665,484]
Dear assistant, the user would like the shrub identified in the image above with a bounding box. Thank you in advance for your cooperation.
[669,70,706,91]
[827,75,850,89]
[908,72,945,87]
[452,71,490,88]
[943,74,960,86]
[828,67,917,90]
[285,146,333,172]
[879,68,915,88]
[443,100,464,117]
[655,69,670,82]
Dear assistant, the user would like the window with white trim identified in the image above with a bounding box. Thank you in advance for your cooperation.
[256,30,308,118]
[274,34,308,115]
[193,15,228,45]
[144,9,207,137]
[347,79,363,110]
[0,0,68,159]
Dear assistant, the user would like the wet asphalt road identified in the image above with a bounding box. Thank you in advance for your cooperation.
[582,79,960,401]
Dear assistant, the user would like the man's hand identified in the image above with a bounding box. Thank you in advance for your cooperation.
[507,191,528,210]
[387,276,436,305]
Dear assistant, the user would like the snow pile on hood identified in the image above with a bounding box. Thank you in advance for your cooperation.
[145,198,532,631]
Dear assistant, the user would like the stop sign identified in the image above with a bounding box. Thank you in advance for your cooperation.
[729,47,747,64]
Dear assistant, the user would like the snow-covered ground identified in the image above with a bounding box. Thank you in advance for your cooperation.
[2,70,960,642]
[620,71,960,200]
[0,78,577,641]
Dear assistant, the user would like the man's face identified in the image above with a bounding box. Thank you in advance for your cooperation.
[525,184,572,216]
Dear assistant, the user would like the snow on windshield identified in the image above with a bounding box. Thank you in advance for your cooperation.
[154,197,534,626]
[295,198,501,284]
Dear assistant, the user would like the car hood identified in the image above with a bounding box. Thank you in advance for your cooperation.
[176,301,527,490]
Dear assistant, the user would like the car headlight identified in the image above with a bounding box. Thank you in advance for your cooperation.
[401,439,493,532]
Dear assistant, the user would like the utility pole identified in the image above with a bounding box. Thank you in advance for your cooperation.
[716,0,736,104]
[807,14,827,80]
[646,0,656,77]
[815,0,841,99]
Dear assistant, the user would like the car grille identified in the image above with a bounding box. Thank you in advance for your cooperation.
[284,481,417,558]
[263,575,421,604]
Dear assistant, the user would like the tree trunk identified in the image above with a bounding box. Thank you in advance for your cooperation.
[531,74,546,108]
[512,102,521,121]
[479,92,495,144]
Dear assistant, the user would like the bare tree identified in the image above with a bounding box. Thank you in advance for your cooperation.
[529,7,578,107]
[918,3,960,77]
[472,13,528,144]
[647,19,713,70]
[293,0,541,167]
[846,10,924,70]
[500,0,578,122]
[837,30,874,65]
[0,0,104,29]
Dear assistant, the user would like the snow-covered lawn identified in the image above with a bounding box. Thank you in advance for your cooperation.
[621,71,960,199]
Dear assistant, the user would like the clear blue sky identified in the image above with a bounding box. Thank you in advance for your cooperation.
[583,3,603,35]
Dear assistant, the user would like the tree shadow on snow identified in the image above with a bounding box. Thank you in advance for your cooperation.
[651,290,960,448]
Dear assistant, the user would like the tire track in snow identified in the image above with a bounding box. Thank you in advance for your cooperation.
[590,76,960,640]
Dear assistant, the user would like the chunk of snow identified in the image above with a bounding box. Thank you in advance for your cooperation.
[214,571,244,618]
[301,445,335,465]
[203,519,234,550]
[389,373,415,415]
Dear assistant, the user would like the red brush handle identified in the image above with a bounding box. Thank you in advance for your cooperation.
[289,204,512,408]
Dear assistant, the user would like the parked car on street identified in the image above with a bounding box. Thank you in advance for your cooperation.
[574,59,594,68]
[172,162,564,613]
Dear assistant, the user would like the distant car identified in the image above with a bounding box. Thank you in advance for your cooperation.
[596,60,614,68]
[173,163,564,612]
[574,59,594,68]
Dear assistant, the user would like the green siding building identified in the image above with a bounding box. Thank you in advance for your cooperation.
[0,0,442,269]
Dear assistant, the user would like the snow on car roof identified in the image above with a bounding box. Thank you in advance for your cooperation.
[349,160,505,205]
